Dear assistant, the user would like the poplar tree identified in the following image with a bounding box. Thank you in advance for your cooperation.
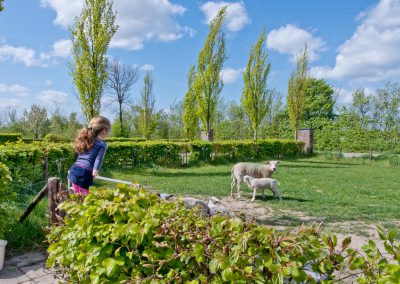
[182,65,198,139]
[287,45,309,139]
[193,7,227,141]
[138,71,155,139]
[241,29,271,140]
[70,0,117,122]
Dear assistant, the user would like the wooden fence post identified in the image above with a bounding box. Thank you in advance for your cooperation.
[43,156,49,181]
[47,177,68,224]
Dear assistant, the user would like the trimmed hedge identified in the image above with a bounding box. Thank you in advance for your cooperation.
[47,185,400,283]
[44,134,71,143]
[0,139,303,194]
[0,133,21,144]
[0,142,75,195]
[103,139,304,168]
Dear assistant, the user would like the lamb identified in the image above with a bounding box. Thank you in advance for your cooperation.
[207,197,232,217]
[243,175,281,202]
[230,160,280,198]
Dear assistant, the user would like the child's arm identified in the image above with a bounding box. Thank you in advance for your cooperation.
[93,143,107,176]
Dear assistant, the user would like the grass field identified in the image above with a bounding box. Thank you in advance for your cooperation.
[104,157,399,228]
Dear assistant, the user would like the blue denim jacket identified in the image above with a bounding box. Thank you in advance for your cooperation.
[75,138,107,171]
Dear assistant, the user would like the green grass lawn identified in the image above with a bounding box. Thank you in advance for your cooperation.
[103,157,399,226]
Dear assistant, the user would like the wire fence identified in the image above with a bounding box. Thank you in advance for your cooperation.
[6,157,71,209]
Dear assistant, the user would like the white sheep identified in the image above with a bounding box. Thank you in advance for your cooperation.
[207,197,232,217]
[230,161,280,198]
[243,175,281,202]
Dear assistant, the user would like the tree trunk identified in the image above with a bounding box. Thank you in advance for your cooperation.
[253,128,257,141]
[119,103,123,136]
[294,129,297,140]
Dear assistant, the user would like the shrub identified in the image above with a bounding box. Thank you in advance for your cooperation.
[44,134,71,143]
[0,142,75,195]
[0,133,21,144]
[21,138,44,143]
[105,137,147,143]
[47,185,400,283]
[0,162,12,202]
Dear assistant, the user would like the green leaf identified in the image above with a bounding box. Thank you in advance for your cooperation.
[388,230,397,243]
[221,267,233,281]
[102,258,121,278]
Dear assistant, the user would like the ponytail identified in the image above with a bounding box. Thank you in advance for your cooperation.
[74,116,111,154]
[74,127,95,154]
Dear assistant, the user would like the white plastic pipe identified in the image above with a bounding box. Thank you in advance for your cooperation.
[95,175,140,188]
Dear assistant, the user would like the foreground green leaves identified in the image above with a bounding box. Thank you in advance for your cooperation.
[47,185,400,283]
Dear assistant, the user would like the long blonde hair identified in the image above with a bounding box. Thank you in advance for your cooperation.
[74,116,111,154]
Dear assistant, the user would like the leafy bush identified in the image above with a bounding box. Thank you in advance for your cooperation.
[0,142,75,195]
[47,185,400,283]
[44,133,71,143]
[105,137,147,143]
[0,139,303,188]
[0,133,21,144]
[0,162,12,202]
[21,138,44,143]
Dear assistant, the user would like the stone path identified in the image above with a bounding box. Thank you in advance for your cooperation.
[0,252,60,284]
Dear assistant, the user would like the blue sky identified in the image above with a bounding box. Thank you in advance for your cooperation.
[1,0,399,120]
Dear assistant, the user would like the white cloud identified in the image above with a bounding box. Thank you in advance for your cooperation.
[37,89,68,104]
[310,0,400,83]
[266,24,325,62]
[0,38,71,67]
[50,39,72,58]
[220,67,243,84]
[200,1,250,32]
[0,83,30,97]
[0,98,24,108]
[0,45,44,67]
[40,0,82,27]
[41,0,192,51]
[334,87,375,106]
[40,38,72,60]
[44,80,52,86]
[140,64,155,72]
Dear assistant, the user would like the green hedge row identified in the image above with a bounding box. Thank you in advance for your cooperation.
[47,185,400,283]
[0,142,75,195]
[0,139,303,194]
[103,139,304,168]
[0,133,21,144]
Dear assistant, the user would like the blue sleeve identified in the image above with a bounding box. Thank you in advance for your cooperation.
[93,143,107,171]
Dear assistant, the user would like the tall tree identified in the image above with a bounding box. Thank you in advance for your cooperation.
[106,59,138,136]
[0,0,4,12]
[182,65,198,139]
[351,89,372,128]
[287,45,309,139]
[138,71,156,139]
[66,112,81,139]
[302,78,336,129]
[193,7,227,141]
[70,0,117,122]
[22,105,49,138]
[241,29,271,140]
[49,107,67,135]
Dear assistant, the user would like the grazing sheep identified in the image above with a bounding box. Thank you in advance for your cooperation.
[243,175,281,202]
[230,161,280,198]
[208,197,232,217]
